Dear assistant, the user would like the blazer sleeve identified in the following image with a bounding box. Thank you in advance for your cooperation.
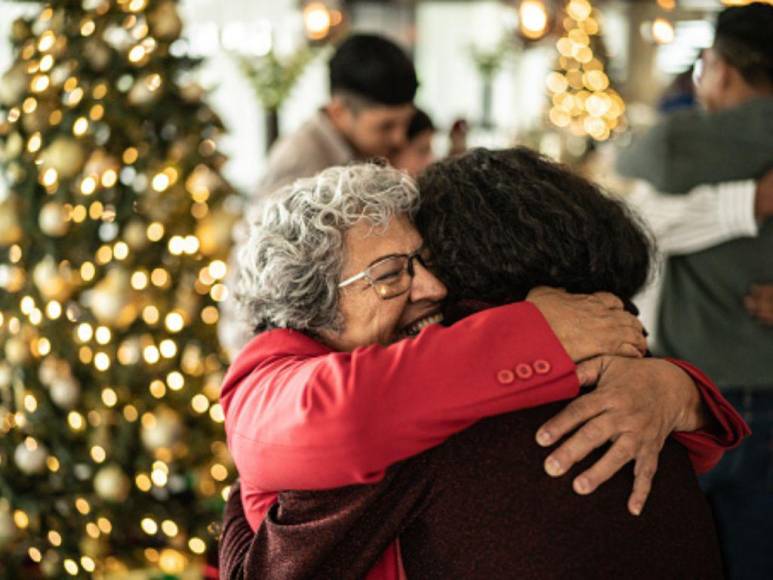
[224,302,579,491]
[667,358,751,474]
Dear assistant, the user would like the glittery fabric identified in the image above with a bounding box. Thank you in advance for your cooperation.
[219,400,723,579]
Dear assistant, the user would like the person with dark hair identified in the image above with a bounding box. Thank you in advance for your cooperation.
[258,33,417,198]
[617,4,773,576]
[219,33,419,357]
[390,108,470,178]
[217,148,748,579]
[389,108,436,177]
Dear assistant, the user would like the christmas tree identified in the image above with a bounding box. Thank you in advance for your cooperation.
[0,0,239,576]
[545,0,625,142]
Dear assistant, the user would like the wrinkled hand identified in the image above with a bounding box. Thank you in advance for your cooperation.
[744,283,773,326]
[527,287,647,363]
[535,356,704,516]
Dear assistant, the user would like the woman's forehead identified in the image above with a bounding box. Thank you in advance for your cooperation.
[343,216,421,266]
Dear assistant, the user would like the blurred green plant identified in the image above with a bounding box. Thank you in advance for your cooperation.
[236,45,326,111]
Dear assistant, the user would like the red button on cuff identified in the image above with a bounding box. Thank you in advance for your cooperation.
[515,363,533,380]
[533,359,551,375]
[497,369,515,385]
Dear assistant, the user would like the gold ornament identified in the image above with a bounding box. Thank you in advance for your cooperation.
[1,131,24,162]
[0,200,23,246]
[39,201,70,237]
[0,65,27,107]
[4,337,30,365]
[0,505,15,549]
[123,220,149,250]
[180,82,205,103]
[79,535,108,559]
[10,18,31,42]
[0,362,12,389]
[33,257,74,302]
[94,464,131,502]
[141,406,184,450]
[14,440,48,475]
[84,39,112,71]
[38,356,69,386]
[6,162,25,184]
[84,149,120,178]
[21,104,52,134]
[196,208,238,257]
[128,75,161,107]
[49,376,81,409]
[149,1,183,40]
[2,266,26,293]
[81,267,138,327]
[40,137,85,179]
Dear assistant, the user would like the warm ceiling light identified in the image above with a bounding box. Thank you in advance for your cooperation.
[652,17,675,45]
[519,0,549,40]
[304,2,332,41]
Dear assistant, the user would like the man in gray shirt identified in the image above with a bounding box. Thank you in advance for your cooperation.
[220,34,418,356]
[617,4,773,578]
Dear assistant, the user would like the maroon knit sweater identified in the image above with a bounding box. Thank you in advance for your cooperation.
[218,399,723,579]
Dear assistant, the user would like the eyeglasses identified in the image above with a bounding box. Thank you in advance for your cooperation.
[338,247,433,300]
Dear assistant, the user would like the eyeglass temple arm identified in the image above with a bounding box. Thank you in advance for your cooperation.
[338,271,368,288]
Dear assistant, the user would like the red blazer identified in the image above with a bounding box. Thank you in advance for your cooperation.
[221,302,578,530]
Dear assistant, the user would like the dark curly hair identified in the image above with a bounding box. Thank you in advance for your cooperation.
[415,147,654,305]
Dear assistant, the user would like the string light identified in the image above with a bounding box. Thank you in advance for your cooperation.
[136,473,152,492]
[189,537,206,554]
[161,520,178,537]
[102,388,118,407]
[64,559,79,576]
[141,517,158,535]
[73,117,90,137]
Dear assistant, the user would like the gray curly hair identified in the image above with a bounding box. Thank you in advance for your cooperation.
[236,163,420,335]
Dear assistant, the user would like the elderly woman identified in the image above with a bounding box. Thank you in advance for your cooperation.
[220,161,746,579]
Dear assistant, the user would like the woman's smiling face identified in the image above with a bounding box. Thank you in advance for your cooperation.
[320,214,448,352]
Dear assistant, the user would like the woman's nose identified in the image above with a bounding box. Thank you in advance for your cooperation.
[410,261,447,302]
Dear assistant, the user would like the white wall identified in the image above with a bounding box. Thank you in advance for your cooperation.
[180,0,324,193]
[415,1,554,143]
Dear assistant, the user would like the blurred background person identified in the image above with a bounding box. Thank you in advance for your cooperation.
[389,108,436,177]
[616,4,773,578]
[254,32,417,199]
[390,109,470,178]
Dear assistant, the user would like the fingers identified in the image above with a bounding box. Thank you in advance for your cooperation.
[542,413,613,479]
[575,357,605,387]
[596,314,647,357]
[619,343,644,358]
[536,392,605,448]
[591,291,624,310]
[628,454,659,516]
[571,433,640,498]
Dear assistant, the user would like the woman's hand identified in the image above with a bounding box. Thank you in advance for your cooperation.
[526,287,647,363]
[535,356,706,516]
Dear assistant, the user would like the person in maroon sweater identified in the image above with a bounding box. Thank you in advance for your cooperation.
[218,148,747,579]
